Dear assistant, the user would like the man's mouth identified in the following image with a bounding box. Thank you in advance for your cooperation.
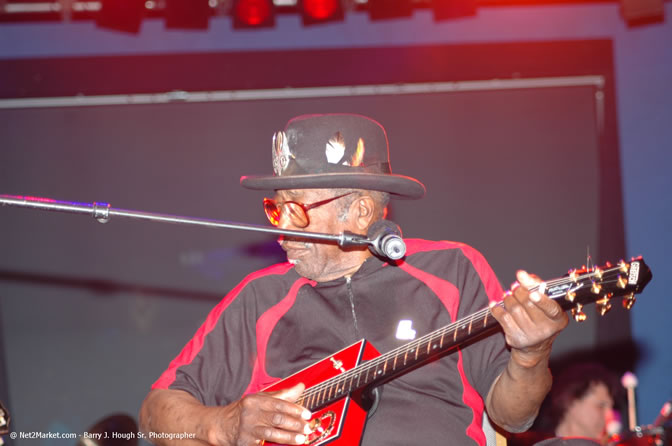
[285,248,308,259]
[278,237,317,265]
[281,243,310,264]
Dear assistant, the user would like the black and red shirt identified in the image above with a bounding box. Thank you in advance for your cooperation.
[153,239,509,445]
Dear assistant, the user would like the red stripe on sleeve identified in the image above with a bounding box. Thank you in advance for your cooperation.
[397,261,459,320]
[457,246,505,304]
[243,276,315,395]
[151,262,294,390]
[398,243,493,445]
[404,239,504,303]
[458,350,487,446]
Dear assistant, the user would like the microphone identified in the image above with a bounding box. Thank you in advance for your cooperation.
[366,220,406,261]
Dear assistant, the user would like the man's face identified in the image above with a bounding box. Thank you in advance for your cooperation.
[274,188,365,282]
[563,382,615,440]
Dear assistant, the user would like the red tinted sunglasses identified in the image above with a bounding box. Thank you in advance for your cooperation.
[263,192,355,228]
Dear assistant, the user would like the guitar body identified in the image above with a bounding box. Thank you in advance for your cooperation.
[264,340,381,446]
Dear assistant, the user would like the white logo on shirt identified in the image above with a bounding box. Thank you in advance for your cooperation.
[395,320,416,340]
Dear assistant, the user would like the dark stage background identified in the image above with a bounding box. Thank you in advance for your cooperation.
[0,41,629,439]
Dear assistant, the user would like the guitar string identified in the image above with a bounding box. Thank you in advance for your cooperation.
[298,266,627,407]
[300,278,624,410]
[299,269,626,406]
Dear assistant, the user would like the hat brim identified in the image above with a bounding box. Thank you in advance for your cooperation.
[240,173,425,199]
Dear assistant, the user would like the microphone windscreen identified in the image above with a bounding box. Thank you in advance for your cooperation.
[367,219,402,240]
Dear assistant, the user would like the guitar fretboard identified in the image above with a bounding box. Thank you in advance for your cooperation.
[297,262,643,412]
[298,305,500,411]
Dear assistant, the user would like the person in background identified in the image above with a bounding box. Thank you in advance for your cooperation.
[517,362,622,446]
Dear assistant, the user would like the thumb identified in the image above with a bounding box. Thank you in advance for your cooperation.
[274,382,306,403]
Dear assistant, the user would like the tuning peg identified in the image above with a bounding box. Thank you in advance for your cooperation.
[617,275,628,289]
[593,267,603,279]
[619,260,629,274]
[569,269,579,283]
[596,294,613,316]
[622,292,636,310]
[572,303,587,322]
[565,290,576,302]
[591,282,602,294]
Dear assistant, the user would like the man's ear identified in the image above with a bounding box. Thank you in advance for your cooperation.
[350,195,376,231]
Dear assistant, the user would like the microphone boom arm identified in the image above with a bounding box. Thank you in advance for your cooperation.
[0,194,370,248]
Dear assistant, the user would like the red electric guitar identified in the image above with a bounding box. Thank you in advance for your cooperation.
[264,258,652,446]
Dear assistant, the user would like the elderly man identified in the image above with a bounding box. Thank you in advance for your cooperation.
[139,114,568,446]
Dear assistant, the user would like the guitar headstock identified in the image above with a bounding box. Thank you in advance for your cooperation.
[544,257,652,322]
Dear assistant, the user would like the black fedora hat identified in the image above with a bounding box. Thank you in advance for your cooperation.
[240,113,425,199]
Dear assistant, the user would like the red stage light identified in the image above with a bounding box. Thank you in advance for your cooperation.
[302,0,340,21]
[369,0,413,20]
[166,0,211,29]
[433,0,477,20]
[233,0,274,27]
[97,0,144,33]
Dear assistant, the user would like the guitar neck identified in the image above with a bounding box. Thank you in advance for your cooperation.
[299,307,501,412]
[297,258,652,413]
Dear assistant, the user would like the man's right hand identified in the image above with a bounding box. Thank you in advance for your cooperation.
[139,383,312,446]
[209,383,312,446]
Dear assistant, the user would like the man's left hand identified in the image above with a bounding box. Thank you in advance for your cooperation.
[490,270,569,365]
